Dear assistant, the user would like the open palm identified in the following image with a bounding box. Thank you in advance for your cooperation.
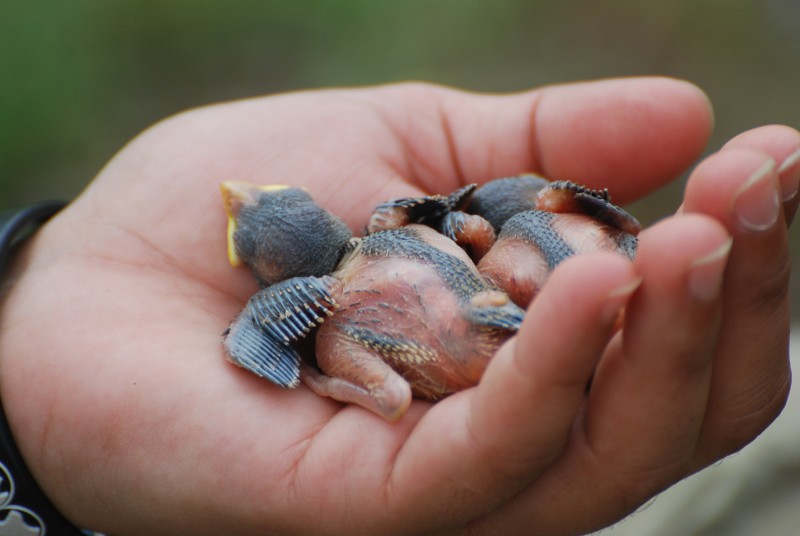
[1,79,797,535]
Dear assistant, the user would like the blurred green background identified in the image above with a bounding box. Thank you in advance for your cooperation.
[2,0,798,307]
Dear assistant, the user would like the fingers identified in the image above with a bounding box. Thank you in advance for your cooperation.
[583,215,730,485]
[480,214,732,535]
[682,125,799,464]
[386,253,638,530]
[531,78,712,203]
[722,124,800,224]
[372,77,712,204]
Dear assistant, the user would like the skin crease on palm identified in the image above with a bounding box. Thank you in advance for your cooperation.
[0,78,797,535]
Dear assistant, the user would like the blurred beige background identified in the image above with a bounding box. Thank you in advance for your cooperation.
[2,2,798,534]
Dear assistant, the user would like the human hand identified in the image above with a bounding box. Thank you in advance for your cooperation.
[0,78,794,535]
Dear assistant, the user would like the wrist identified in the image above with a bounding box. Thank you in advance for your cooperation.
[0,202,90,535]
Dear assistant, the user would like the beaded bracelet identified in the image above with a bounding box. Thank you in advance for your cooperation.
[0,201,91,535]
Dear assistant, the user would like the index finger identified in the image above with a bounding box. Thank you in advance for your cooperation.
[369,77,713,204]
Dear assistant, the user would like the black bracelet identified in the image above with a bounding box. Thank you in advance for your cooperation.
[0,201,94,535]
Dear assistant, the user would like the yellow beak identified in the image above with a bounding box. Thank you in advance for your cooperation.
[220,181,291,267]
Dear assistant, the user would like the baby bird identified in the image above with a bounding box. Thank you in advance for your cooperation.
[466,175,640,307]
[364,174,640,309]
[220,182,523,420]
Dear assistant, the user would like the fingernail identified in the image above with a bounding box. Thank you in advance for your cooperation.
[603,276,642,322]
[689,238,733,301]
[732,159,779,232]
[778,148,800,202]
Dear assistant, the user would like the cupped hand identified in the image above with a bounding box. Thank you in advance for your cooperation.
[0,78,795,535]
